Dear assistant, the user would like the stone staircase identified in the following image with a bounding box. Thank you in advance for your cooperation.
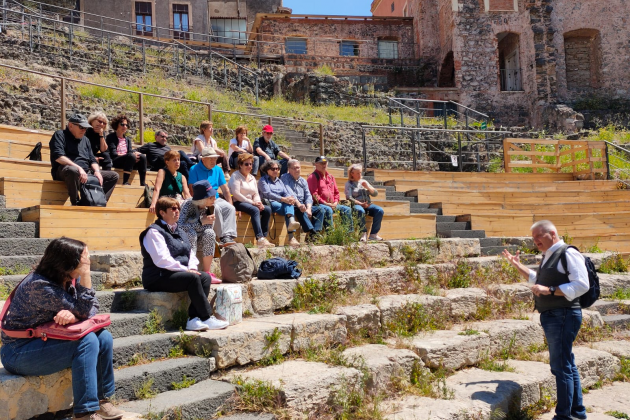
[2,235,630,419]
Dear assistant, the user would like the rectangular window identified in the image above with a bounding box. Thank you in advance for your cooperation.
[378,40,398,59]
[62,0,80,24]
[340,41,359,57]
[285,38,307,55]
[173,4,190,40]
[211,18,247,45]
[488,0,517,11]
[135,2,153,36]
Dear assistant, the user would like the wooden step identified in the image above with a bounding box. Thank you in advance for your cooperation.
[0,124,53,144]
[22,205,436,251]
[389,179,619,192]
[370,169,575,182]
[443,201,630,215]
[0,139,52,161]
[0,177,144,208]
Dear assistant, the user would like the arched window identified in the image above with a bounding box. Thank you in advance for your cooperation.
[438,51,455,87]
[497,32,522,91]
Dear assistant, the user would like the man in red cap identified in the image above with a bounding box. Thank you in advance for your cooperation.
[253,125,291,176]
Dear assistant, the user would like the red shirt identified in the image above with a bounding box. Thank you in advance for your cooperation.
[307,170,340,204]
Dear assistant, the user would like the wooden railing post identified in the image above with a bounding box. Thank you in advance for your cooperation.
[207,103,212,121]
[138,93,144,145]
[503,138,511,173]
[319,124,324,156]
[588,143,594,180]
[60,78,66,129]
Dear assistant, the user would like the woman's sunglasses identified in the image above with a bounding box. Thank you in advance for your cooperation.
[242,162,253,167]
[120,123,129,127]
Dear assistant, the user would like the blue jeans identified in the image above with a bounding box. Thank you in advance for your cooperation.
[353,204,384,235]
[269,200,296,229]
[319,204,334,230]
[0,329,115,414]
[336,204,353,231]
[540,308,586,420]
[234,201,272,239]
[294,204,326,233]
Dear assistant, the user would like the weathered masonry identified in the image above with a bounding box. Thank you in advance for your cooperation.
[373,0,630,127]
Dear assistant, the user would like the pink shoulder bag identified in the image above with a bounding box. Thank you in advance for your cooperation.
[0,275,110,341]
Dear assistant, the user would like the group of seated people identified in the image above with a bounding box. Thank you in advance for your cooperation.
[50,112,386,247]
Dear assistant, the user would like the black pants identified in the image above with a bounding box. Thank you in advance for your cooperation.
[112,153,147,174]
[55,165,119,206]
[143,271,212,320]
[95,151,112,170]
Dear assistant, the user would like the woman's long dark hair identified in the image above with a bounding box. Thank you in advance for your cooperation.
[35,237,86,286]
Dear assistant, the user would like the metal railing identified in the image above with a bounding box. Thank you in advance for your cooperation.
[0,62,324,154]
[605,141,630,187]
[360,125,511,171]
[387,97,490,131]
[0,3,261,102]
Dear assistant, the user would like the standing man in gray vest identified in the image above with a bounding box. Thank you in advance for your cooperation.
[502,220,589,420]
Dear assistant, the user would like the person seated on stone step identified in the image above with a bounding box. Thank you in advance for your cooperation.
[149,150,192,213]
[187,147,238,247]
[281,159,326,242]
[85,112,112,170]
[228,153,274,248]
[307,156,353,231]
[178,180,221,283]
[50,113,119,206]
[258,159,302,247]
[0,237,124,420]
[228,125,258,175]
[253,124,291,176]
[105,114,147,186]
[192,120,228,174]
[345,163,384,242]
[140,196,229,332]
[136,130,195,181]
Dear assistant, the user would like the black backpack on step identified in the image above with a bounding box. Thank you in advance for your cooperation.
[25,142,42,161]
[78,175,107,207]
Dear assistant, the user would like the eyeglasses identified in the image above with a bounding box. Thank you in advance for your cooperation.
[97,120,107,125]
[242,162,253,167]
[72,123,87,130]
[270,167,280,171]
[169,206,180,211]
[157,135,168,139]
[120,123,129,127]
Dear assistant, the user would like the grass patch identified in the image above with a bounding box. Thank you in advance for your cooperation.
[171,375,196,390]
[385,301,451,337]
[607,411,630,419]
[400,242,436,265]
[119,288,137,312]
[614,357,630,382]
[0,265,31,276]
[142,310,166,335]
[291,275,346,314]
[313,64,335,76]
[169,329,194,358]
[458,328,480,336]
[135,378,158,400]
[404,361,455,400]
[258,327,285,367]
[313,212,363,246]
[229,377,290,420]
[126,353,151,367]
[0,282,11,300]
[600,254,629,274]
[611,288,630,300]
[326,376,385,420]
[575,324,614,344]
[168,304,189,331]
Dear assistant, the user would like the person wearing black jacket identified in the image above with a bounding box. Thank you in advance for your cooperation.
[49,114,119,205]
[135,130,194,180]
[85,112,112,170]
[105,114,147,186]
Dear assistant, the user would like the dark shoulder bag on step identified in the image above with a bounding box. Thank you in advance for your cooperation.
[79,175,107,207]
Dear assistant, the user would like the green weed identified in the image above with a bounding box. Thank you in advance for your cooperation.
[458,328,480,336]
[400,242,435,265]
[385,301,451,337]
[611,288,630,300]
[169,304,189,331]
[614,357,630,382]
[119,288,137,312]
[258,327,285,367]
[477,352,515,372]
[0,282,11,300]
[171,375,196,390]
[230,377,289,419]
[600,254,629,274]
[135,378,158,400]
[607,411,630,419]
[408,362,454,400]
[575,324,614,344]
[126,353,150,367]
[313,64,335,76]
[313,212,363,246]
[291,275,346,314]
[143,310,166,335]
[327,376,385,420]
[0,265,31,276]
[583,239,603,253]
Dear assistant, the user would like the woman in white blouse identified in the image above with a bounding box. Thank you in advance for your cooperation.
[228,125,259,175]
[228,153,274,247]
[192,120,228,173]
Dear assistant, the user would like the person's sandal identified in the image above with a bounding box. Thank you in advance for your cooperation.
[95,401,124,420]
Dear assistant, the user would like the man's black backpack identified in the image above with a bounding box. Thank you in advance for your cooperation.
[78,175,107,207]
[25,142,42,161]
[560,245,600,308]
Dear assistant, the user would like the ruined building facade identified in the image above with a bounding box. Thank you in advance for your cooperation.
[375,0,630,127]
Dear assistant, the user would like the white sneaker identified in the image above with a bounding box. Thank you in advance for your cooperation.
[203,316,229,330]
[186,317,209,331]
[287,219,301,232]
[360,233,368,242]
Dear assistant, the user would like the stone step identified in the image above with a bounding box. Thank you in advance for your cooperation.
[0,208,21,222]
[481,245,518,256]
[0,255,41,271]
[219,414,276,420]
[114,356,214,401]
[0,195,5,208]
[96,289,187,322]
[448,230,486,239]
[117,379,235,419]
[436,215,457,223]
[0,222,37,238]
[0,238,51,256]
[108,312,151,339]
[589,300,620,316]
[410,207,440,214]
[113,332,180,368]
[436,221,470,236]
[602,314,630,329]
[479,238,502,247]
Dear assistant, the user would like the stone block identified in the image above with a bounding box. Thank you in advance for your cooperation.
[0,366,72,420]
[388,238,480,264]
[446,368,542,414]
[445,288,488,319]
[581,382,630,416]
[229,360,362,413]
[341,344,420,392]
[90,252,143,287]
[468,319,545,353]
[505,359,556,402]
[193,320,293,369]
[599,273,630,297]
[247,279,298,316]
[134,290,189,322]
[573,347,620,388]
[407,330,491,370]
[378,294,450,327]
[383,395,478,420]
[582,309,604,328]
[251,312,347,351]
[591,340,630,358]
[487,283,533,303]
[437,238,481,261]
[335,304,380,336]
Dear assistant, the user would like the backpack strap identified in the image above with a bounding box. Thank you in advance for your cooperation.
[559,245,580,277]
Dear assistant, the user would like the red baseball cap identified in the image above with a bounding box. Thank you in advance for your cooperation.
[262,125,274,133]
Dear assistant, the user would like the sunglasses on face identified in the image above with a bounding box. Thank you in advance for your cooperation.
[169,206,180,211]
[97,120,107,124]
[72,123,87,130]
[270,167,280,171]
[120,123,129,127]
[242,162,253,167]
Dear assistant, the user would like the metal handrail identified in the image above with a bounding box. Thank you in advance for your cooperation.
[0,62,324,154]
[605,141,630,187]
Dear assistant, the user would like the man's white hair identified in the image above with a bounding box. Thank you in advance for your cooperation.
[287,159,300,169]
[530,220,558,234]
